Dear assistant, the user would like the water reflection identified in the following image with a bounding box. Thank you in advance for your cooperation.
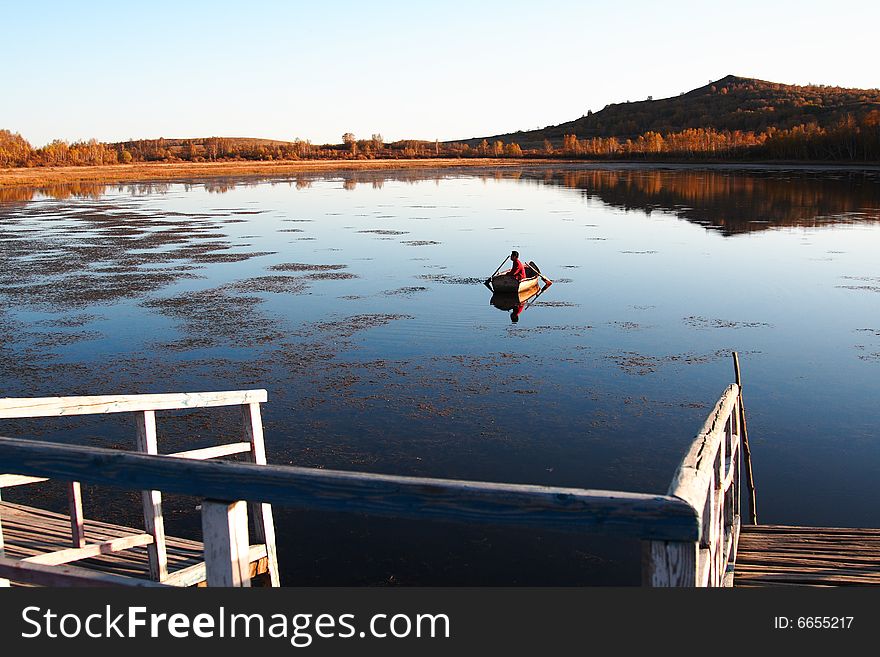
[542,167,880,235]
[490,285,548,323]
[5,165,880,236]
[1,165,878,585]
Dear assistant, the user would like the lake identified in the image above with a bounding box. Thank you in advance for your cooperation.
[1,164,878,584]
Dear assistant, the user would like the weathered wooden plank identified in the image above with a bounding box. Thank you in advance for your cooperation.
[0,389,268,418]
[696,547,711,587]
[0,474,48,488]
[167,442,252,460]
[734,571,880,584]
[642,540,697,586]
[735,580,836,588]
[725,515,741,588]
[0,436,700,541]
[2,501,268,585]
[736,523,880,587]
[737,554,880,567]
[21,534,154,565]
[241,402,280,587]
[163,544,267,588]
[202,500,251,587]
[67,481,85,548]
[0,490,7,587]
[0,555,170,587]
[667,384,739,515]
[135,411,168,581]
[740,536,880,546]
[743,525,880,535]
[735,568,880,580]
[740,529,880,541]
[732,351,758,525]
[738,539,880,550]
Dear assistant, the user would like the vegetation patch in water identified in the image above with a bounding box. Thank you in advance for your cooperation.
[270,262,348,272]
[683,316,772,329]
[227,276,312,295]
[417,274,482,285]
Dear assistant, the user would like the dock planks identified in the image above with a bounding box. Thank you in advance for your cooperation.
[1,501,268,586]
[735,524,880,587]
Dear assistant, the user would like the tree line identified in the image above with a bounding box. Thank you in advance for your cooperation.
[0,132,450,167]
[542,112,880,161]
[2,113,879,168]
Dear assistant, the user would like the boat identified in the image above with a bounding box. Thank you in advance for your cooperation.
[490,263,541,293]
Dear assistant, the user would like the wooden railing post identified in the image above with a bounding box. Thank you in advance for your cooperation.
[0,489,8,587]
[642,540,698,586]
[135,410,168,581]
[202,500,251,587]
[241,402,280,586]
[732,352,757,524]
[67,482,85,548]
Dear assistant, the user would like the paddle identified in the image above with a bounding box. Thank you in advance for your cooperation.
[484,256,509,290]
[528,260,553,286]
[522,282,549,311]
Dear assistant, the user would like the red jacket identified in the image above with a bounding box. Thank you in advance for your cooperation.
[510,259,526,281]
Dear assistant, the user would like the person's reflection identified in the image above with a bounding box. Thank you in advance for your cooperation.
[510,301,525,323]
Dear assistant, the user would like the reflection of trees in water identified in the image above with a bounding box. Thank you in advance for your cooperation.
[539,168,880,235]
[3,167,879,235]
[0,181,173,203]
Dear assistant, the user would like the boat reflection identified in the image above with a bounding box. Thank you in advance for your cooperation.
[489,284,550,323]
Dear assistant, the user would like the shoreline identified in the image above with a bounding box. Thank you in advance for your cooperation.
[2,158,880,189]
[0,159,548,189]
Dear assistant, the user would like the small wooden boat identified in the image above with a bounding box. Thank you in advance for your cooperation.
[491,264,541,293]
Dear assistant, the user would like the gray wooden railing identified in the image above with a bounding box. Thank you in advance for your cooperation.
[0,383,746,587]
[0,390,278,587]
[645,383,743,586]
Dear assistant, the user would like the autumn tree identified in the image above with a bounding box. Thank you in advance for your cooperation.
[505,143,523,157]
[0,130,33,167]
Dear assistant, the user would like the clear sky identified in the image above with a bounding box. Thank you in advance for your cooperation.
[3,0,878,147]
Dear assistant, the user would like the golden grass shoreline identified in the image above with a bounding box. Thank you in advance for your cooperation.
[4,158,878,191]
[0,158,553,189]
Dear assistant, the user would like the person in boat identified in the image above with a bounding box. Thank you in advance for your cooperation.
[507,250,527,282]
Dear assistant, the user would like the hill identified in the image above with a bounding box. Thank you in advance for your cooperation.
[459,75,880,149]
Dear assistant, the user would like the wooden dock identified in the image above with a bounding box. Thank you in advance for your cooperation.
[0,501,269,587]
[0,389,280,587]
[0,360,877,587]
[734,524,880,587]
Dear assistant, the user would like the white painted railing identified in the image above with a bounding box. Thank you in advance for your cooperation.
[0,374,753,587]
[0,390,278,587]
[644,384,743,586]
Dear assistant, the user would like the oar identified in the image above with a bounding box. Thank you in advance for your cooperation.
[522,283,549,311]
[484,256,509,290]
[528,260,553,286]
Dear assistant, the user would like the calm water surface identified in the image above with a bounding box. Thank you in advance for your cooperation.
[1,165,878,584]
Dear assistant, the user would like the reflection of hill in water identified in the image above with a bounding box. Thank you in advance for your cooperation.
[3,166,880,236]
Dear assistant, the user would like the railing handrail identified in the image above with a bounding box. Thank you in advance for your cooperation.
[667,383,739,516]
[0,379,749,587]
[646,382,743,587]
[0,390,268,418]
[0,436,700,542]
[0,388,279,586]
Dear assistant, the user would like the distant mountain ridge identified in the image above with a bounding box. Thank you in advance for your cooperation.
[458,75,880,148]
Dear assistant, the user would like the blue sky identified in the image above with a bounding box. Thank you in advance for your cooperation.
[2,0,878,146]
